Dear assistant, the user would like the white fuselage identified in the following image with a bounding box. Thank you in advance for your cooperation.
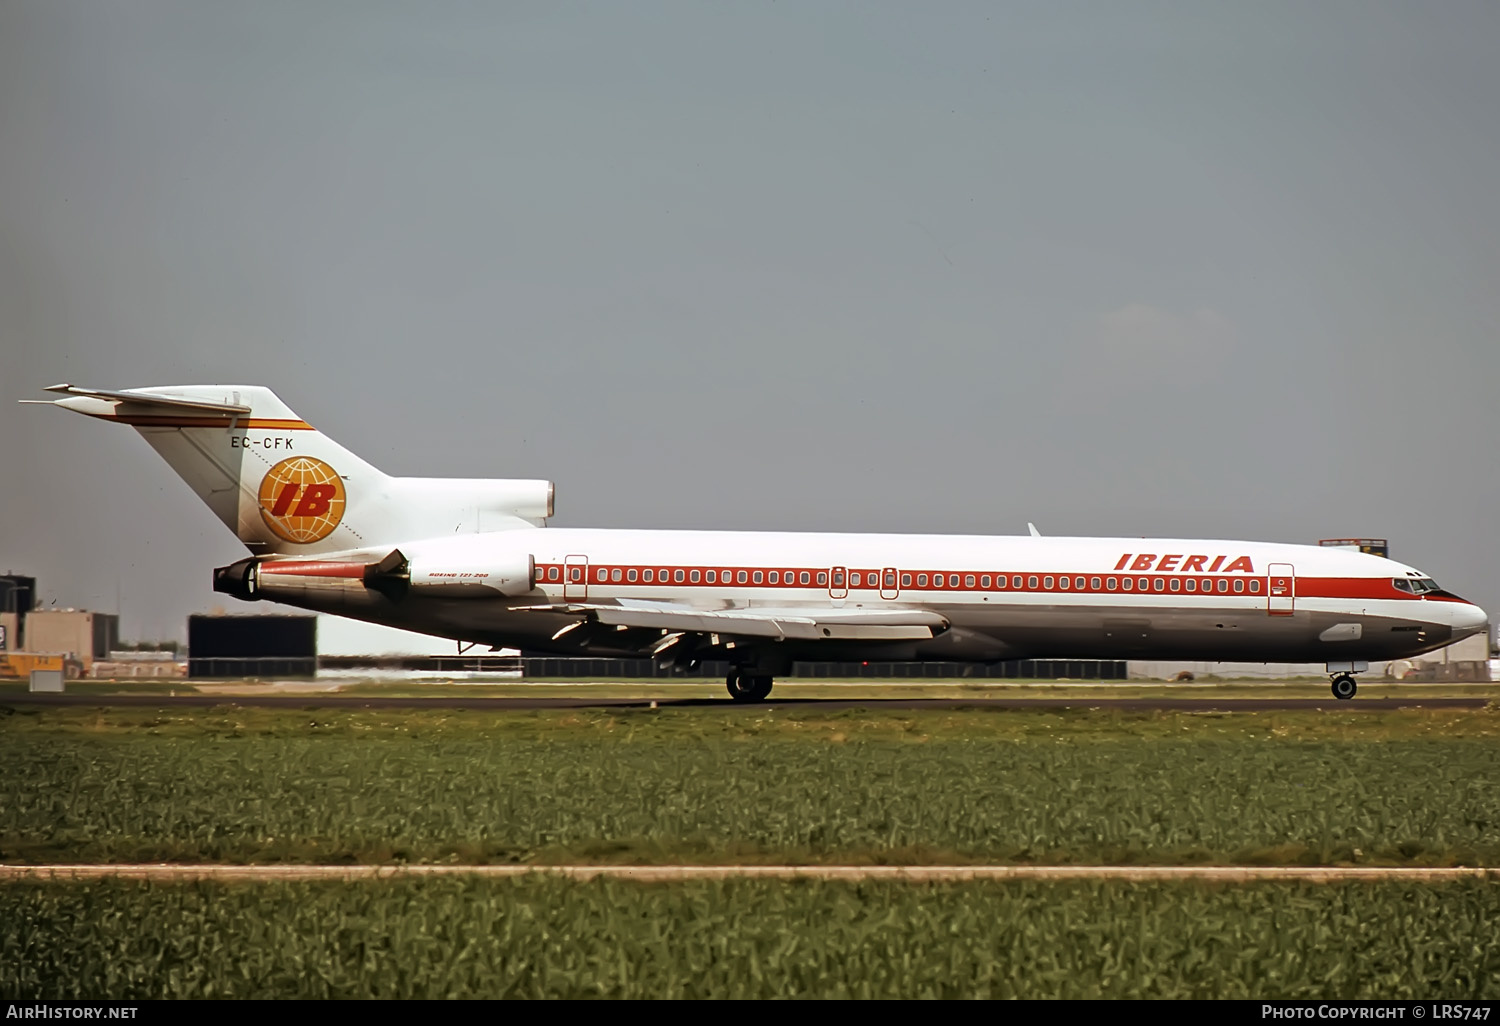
[248,527,1488,666]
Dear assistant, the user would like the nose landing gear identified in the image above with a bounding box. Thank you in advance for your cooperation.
[1330,673,1358,700]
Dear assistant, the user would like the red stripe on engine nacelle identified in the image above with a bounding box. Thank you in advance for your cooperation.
[259,561,367,578]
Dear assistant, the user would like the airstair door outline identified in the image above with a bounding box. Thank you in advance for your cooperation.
[1267,563,1295,616]
[564,555,589,602]
[880,567,900,600]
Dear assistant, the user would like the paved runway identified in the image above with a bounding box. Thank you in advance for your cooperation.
[3,864,1493,883]
[0,693,1490,711]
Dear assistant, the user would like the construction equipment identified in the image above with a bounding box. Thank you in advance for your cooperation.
[0,653,82,679]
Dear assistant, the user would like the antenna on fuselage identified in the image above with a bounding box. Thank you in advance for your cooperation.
[1027,523,1041,537]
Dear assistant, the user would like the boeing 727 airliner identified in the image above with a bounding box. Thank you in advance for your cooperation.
[29,384,1488,701]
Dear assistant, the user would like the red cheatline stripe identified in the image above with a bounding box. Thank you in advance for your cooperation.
[530,564,1435,603]
[259,561,366,578]
[87,413,316,430]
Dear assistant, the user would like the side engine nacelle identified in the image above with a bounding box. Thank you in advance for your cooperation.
[407,553,536,597]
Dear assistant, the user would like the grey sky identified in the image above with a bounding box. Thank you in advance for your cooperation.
[2,1,1496,643]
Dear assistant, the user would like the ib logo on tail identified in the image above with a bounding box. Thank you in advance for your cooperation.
[257,457,345,543]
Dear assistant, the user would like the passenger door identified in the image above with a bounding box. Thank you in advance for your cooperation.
[1267,564,1295,616]
[564,555,589,602]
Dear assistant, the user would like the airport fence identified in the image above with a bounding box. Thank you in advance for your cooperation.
[516,657,1128,680]
[188,654,1127,680]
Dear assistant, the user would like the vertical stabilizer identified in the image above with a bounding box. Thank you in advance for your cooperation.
[32,384,554,555]
[35,385,388,555]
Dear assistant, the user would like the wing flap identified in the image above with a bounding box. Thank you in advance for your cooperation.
[520,603,946,642]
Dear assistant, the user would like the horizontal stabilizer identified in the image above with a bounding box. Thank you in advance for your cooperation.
[40,384,252,415]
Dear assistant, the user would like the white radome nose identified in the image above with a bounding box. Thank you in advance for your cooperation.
[1453,603,1489,635]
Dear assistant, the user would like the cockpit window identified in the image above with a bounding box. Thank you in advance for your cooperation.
[1393,577,1440,594]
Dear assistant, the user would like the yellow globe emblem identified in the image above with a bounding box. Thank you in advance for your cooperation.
[257,457,346,544]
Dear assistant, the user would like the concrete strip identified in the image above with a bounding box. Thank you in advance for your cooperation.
[1,864,1494,883]
[2,693,1491,711]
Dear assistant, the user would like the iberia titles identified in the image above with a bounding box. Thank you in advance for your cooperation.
[1113,554,1255,573]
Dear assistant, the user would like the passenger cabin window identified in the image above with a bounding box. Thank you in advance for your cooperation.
[1107,577,1117,590]
[570,568,582,583]
[885,572,897,589]
[1028,576,1039,589]
[1012,575,1022,588]
[612,569,622,582]
[737,570,748,584]
[1091,577,1101,590]
[753,571,764,584]
[902,573,913,587]
[1138,578,1149,591]
[643,569,654,582]
[1185,579,1195,592]
[817,572,827,585]
[1043,576,1054,589]
[1250,580,1261,593]
[769,571,779,584]
[1075,577,1086,590]
[980,575,991,588]
[597,568,607,582]
[1122,579,1132,591]
[917,573,928,587]
[706,570,716,583]
[996,576,1006,589]
[549,567,560,582]
[964,574,975,587]
[690,570,701,583]
[949,574,960,587]
[832,571,844,586]
[1216,579,1228,593]
[1152,578,1164,592]
[1169,578,1180,592]
[673,569,684,583]
[627,569,638,582]
[1059,577,1069,590]
[800,572,811,585]
[1233,579,1244,593]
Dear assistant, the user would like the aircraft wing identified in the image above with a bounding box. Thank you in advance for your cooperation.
[521,602,948,641]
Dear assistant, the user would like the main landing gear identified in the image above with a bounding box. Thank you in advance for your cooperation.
[726,670,774,702]
[1330,673,1358,701]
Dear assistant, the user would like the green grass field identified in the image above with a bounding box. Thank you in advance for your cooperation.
[4,703,1497,999]
[2,704,1496,866]
[3,876,1496,998]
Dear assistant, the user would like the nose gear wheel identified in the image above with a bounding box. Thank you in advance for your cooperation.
[1330,673,1357,700]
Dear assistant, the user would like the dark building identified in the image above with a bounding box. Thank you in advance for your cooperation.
[188,614,317,677]
[0,575,37,649]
